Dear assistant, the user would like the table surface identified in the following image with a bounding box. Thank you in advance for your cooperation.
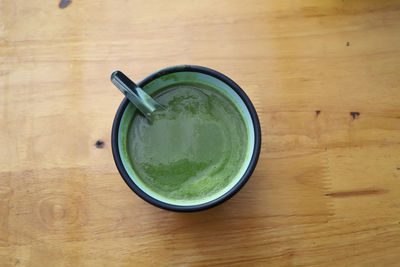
[1,0,400,266]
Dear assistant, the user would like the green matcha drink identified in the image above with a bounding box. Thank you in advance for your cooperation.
[126,83,248,202]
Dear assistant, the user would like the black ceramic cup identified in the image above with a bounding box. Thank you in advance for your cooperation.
[111,65,261,212]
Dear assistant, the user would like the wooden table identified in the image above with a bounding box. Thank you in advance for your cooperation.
[1,0,400,266]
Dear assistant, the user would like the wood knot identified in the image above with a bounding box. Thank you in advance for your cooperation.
[95,140,104,149]
[59,0,71,8]
[350,112,360,120]
[37,195,84,230]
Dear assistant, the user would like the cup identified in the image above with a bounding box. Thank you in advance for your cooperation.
[111,65,261,212]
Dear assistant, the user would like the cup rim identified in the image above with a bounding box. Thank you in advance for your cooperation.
[111,65,261,212]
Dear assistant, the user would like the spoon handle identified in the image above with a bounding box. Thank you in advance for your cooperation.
[111,70,160,120]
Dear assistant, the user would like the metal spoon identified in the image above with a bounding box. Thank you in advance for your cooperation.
[110,70,163,121]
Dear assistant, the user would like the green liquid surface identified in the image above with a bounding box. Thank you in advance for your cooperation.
[127,83,248,202]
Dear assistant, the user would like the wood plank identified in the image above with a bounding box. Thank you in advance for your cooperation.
[1,0,400,265]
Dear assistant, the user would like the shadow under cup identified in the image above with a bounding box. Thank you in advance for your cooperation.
[112,65,261,212]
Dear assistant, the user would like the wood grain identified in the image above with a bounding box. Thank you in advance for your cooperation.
[1,0,400,266]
